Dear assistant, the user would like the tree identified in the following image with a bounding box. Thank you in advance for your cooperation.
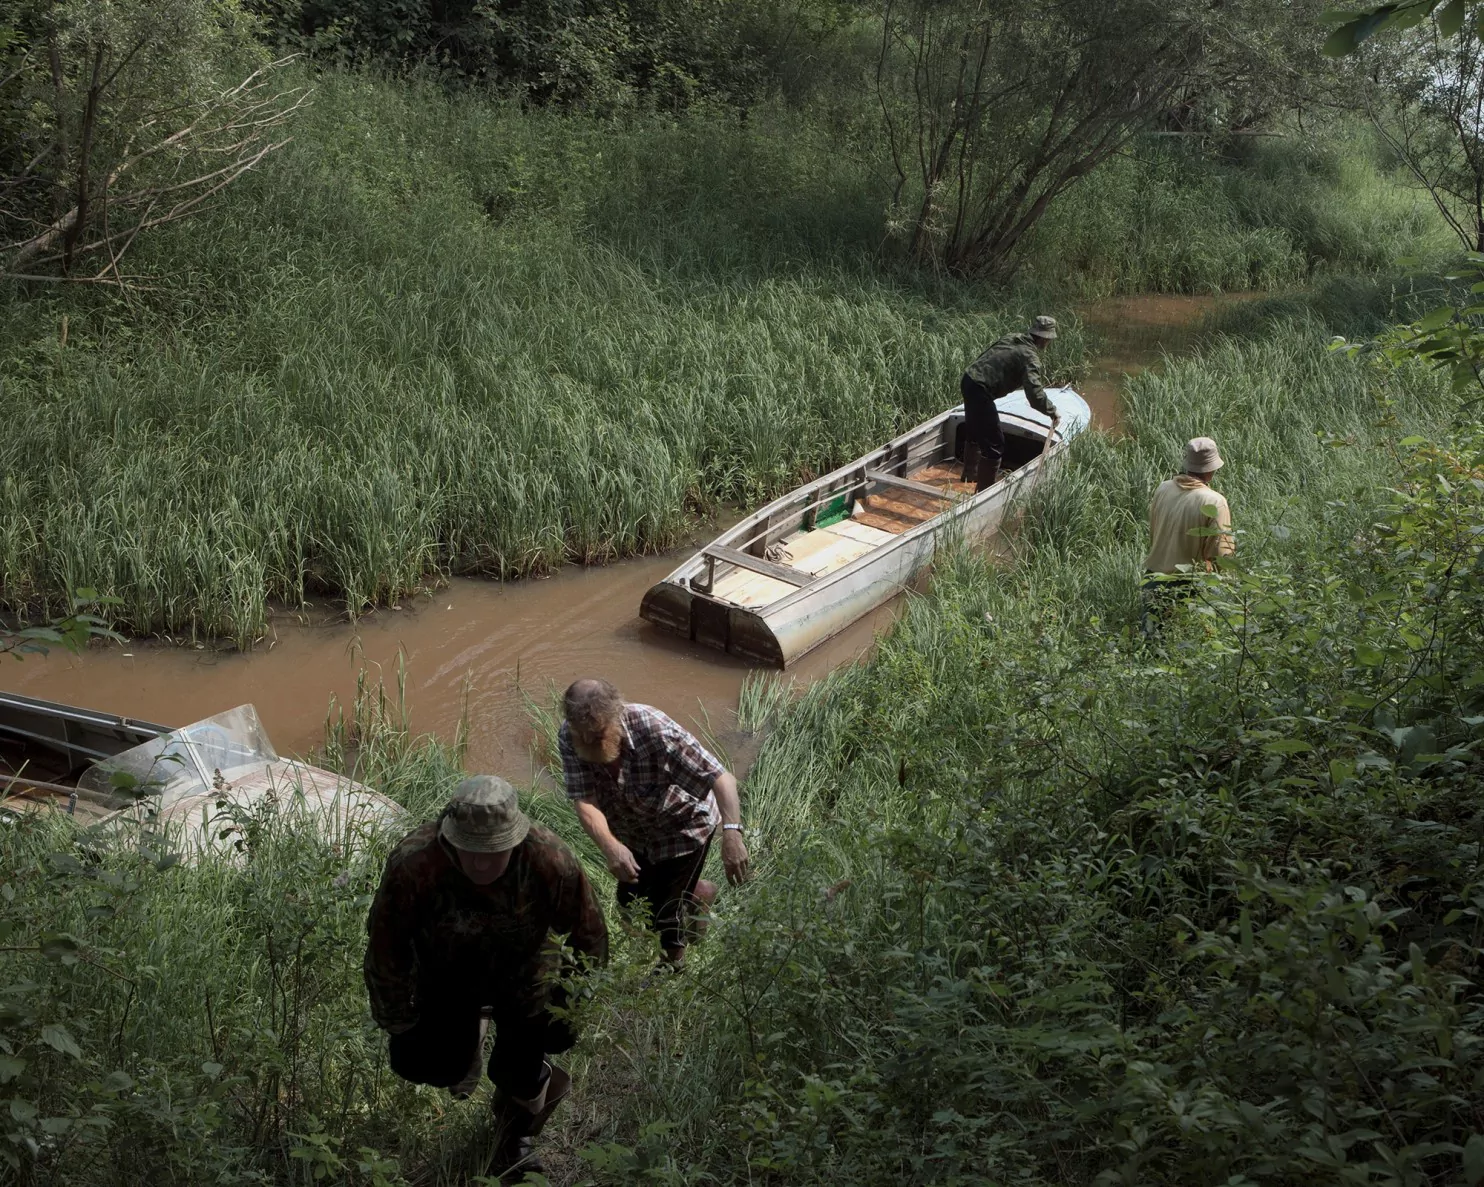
[0,1,307,285]
[874,0,1329,278]
[1363,21,1484,251]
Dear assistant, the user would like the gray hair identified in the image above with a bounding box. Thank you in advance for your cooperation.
[564,678,624,738]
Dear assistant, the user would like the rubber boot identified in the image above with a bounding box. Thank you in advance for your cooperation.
[973,455,1000,493]
[487,1063,571,1183]
[449,1014,490,1100]
[960,441,980,484]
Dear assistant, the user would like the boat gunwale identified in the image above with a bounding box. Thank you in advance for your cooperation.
[654,390,1083,621]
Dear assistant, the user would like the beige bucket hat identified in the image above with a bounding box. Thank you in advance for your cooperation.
[439,775,530,853]
[1029,315,1058,339]
[1183,436,1224,473]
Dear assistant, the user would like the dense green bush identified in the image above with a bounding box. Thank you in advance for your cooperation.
[247,0,846,109]
[578,323,1484,1183]
[1030,132,1446,296]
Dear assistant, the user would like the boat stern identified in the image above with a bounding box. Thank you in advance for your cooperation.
[640,580,786,666]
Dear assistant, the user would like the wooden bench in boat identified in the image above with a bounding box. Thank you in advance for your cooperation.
[704,520,897,608]
[703,544,816,587]
[865,469,955,502]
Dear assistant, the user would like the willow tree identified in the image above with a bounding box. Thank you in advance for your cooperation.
[874,0,1323,278]
[0,0,307,285]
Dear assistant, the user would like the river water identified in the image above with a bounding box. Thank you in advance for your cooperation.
[0,293,1232,779]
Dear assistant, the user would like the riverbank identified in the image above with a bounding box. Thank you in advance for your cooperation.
[7,288,1480,1185]
[0,291,1236,787]
[0,71,1442,647]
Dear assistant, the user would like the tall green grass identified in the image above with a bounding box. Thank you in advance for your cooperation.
[0,72,1081,644]
[0,71,1450,644]
[1030,130,1448,296]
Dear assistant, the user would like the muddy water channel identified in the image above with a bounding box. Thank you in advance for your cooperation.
[0,293,1237,779]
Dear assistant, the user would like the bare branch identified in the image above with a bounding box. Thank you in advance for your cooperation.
[1,51,308,284]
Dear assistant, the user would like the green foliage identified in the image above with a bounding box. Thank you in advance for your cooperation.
[1322,0,1484,57]
[0,64,1451,643]
[0,0,292,281]
[250,0,848,110]
[1336,251,1484,399]
[574,315,1484,1183]
[0,590,120,660]
[0,69,1079,644]
[875,0,1337,277]
[1029,132,1446,296]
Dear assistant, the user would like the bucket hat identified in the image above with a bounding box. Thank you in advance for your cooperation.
[439,775,530,853]
[1183,436,1224,473]
[1029,315,1058,340]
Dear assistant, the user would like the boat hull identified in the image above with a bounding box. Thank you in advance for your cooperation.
[641,388,1089,666]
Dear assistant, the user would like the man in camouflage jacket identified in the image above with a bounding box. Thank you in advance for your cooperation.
[364,775,607,1182]
[960,314,1063,491]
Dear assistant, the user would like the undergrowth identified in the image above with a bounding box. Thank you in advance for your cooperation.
[0,74,1447,644]
[4,311,1482,1184]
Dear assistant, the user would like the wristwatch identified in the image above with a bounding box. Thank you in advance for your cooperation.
[723,823,745,834]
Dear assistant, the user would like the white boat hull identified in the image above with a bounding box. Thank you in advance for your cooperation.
[642,387,1089,666]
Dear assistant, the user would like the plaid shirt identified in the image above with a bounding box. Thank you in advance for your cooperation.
[363,821,608,1032]
[559,703,722,862]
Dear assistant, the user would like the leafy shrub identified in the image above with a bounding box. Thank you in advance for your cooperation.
[576,326,1484,1184]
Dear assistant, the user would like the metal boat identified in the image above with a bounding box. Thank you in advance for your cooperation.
[0,690,401,855]
[640,387,1091,666]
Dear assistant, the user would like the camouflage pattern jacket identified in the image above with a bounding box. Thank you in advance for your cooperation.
[363,822,608,1031]
[963,333,1056,417]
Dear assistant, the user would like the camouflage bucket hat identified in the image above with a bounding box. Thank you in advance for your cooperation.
[1030,314,1058,339]
[439,775,530,853]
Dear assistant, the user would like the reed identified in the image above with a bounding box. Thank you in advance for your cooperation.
[0,73,1442,645]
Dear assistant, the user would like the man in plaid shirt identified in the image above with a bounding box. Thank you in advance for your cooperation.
[560,678,750,967]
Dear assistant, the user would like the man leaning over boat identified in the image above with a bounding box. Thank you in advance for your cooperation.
[559,677,750,971]
[961,314,1063,492]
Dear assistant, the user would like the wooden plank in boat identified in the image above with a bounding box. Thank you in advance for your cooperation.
[823,520,896,546]
[781,527,875,576]
[704,544,815,587]
[712,569,797,607]
[854,489,943,534]
[866,469,955,501]
[911,461,975,496]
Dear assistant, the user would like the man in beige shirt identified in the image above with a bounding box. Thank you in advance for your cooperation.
[1142,437,1234,636]
[1144,436,1235,574]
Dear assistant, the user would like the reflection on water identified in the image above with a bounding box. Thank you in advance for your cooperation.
[1077,292,1256,428]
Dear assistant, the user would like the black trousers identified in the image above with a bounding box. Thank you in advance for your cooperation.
[960,374,1006,475]
[1140,574,1196,637]
[387,987,576,1099]
[617,836,712,952]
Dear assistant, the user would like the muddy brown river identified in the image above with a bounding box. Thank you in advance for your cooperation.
[0,293,1236,778]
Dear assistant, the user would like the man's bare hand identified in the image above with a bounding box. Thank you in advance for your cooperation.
[721,829,751,885]
[604,840,641,883]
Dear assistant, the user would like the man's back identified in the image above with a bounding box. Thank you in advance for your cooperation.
[965,332,1037,397]
[1145,476,1234,573]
